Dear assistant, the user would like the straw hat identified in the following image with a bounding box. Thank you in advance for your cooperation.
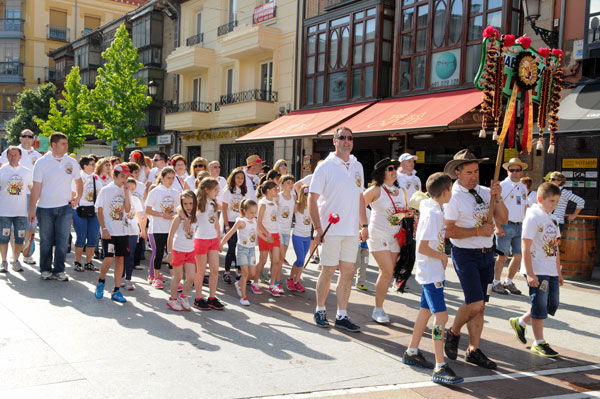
[502,158,528,171]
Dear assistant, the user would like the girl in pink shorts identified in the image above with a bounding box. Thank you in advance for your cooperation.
[165,190,197,311]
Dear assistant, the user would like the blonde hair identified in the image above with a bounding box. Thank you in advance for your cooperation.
[296,184,309,213]
[189,157,209,177]
[180,190,198,223]
[94,157,111,176]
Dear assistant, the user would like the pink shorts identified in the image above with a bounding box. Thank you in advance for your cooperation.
[172,249,195,266]
[194,238,219,255]
[258,233,280,251]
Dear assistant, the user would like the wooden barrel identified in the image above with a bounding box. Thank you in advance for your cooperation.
[559,215,599,281]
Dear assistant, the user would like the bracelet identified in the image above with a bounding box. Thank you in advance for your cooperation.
[476,227,479,237]
[101,227,108,231]
[361,224,368,228]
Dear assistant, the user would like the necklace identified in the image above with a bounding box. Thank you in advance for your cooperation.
[383,183,399,196]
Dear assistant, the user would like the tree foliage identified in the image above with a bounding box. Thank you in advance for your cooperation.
[35,67,97,153]
[5,83,57,145]
[91,24,151,152]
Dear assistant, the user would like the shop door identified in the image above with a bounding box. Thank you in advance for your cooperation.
[187,146,202,164]
[220,142,273,176]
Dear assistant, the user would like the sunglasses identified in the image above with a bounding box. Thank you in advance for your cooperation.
[153,158,163,162]
[550,178,560,181]
[508,169,522,173]
[386,166,397,172]
[280,163,287,167]
[194,164,205,169]
[336,135,354,141]
[468,189,484,205]
[211,165,220,169]
[21,135,34,139]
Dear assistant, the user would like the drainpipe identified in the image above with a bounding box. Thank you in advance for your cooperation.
[558,0,566,50]
[74,0,78,40]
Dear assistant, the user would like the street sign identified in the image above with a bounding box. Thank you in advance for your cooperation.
[157,134,171,145]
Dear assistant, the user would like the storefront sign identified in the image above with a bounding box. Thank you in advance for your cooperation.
[561,158,598,169]
[573,39,583,61]
[430,49,461,89]
[253,2,275,24]
[416,151,425,164]
[157,134,171,145]
[135,137,148,147]
[302,155,312,172]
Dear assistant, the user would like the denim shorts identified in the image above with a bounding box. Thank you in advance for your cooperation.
[280,233,291,247]
[451,247,495,304]
[0,216,27,245]
[420,281,447,314]
[495,223,522,256]
[236,244,257,266]
[528,275,559,319]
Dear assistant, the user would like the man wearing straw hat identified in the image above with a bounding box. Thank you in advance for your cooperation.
[492,158,529,296]
[443,149,507,370]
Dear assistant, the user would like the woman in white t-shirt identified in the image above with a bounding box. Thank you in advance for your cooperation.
[123,178,145,290]
[145,166,179,289]
[129,150,149,184]
[184,157,209,191]
[363,158,410,324]
[277,175,295,267]
[221,167,249,282]
[73,155,101,272]
[289,184,311,293]
[170,155,189,193]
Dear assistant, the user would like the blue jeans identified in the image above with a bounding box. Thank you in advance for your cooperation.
[495,223,522,256]
[528,275,560,319]
[72,209,100,248]
[37,205,72,273]
[124,235,138,280]
[292,234,311,268]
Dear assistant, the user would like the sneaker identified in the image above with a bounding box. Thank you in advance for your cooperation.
[85,262,98,271]
[503,282,522,295]
[207,297,225,310]
[251,283,263,295]
[120,280,126,288]
[193,298,210,310]
[372,308,391,324]
[223,273,232,284]
[177,283,183,292]
[0,261,7,273]
[41,271,53,280]
[276,283,284,294]
[432,364,464,384]
[111,290,127,303]
[356,284,368,291]
[156,273,166,282]
[152,279,163,289]
[167,298,183,311]
[23,256,36,265]
[314,310,329,328]
[401,350,434,369]
[11,260,22,271]
[95,282,104,299]
[509,317,527,344]
[125,280,135,291]
[53,272,69,281]
[311,255,320,264]
[133,264,144,270]
[234,280,242,297]
[294,281,305,293]
[465,348,497,369]
[531,341,559,358]
[286,278,296,292]
[444,329,460,360]
[147,275,154,284]
[235,274,241,281]
[74,261,84,272]
[178,295,191,311]
[240,297,250,306]
[268,285,280,297]
[492,283,508,295]
[334,316,361,332]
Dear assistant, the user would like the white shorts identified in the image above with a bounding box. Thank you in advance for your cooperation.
[367,230,400,253]
[320,235,359,266]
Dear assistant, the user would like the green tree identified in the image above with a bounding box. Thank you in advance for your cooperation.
[5,83,57,145]
[91,24,151,152]
[34,67,97,153]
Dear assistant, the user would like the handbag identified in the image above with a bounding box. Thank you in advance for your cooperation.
[76,176,97,218]
[382,185,409,246]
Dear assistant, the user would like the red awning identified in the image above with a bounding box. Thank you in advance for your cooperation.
[325,89,482,135]
[237,101,375,141]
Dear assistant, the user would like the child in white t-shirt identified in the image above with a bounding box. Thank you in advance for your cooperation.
[277,175,295,268]
[509,182,563,358]
[403,172,463,385]
[123,178,145,291]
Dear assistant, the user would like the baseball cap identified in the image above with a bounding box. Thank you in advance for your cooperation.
[399,153,418,162]
[246,155,262,166]
[113,163,132,175]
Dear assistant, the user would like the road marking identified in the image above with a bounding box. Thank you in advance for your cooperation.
[249,364,600,399]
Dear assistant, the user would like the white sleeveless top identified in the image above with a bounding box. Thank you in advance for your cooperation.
[277,192,295,234]
[368,185,408,236]
[173,218,198,252]
[259,197,279,234]
[195,201,218,239]
[138,166,148,183]
[293,207,312,238]
[236,216,257,248]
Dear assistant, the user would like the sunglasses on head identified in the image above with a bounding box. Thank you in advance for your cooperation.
[21,135,34,139]
[336,135,353,141]
[508,168,522,173]
[386,166,397,172]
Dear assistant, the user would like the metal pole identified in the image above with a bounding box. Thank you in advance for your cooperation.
[558,0,566,50]
[74,0,78,40]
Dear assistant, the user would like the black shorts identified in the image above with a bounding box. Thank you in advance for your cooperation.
[102,236,130,258]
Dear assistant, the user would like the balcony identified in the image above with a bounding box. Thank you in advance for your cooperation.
[164,101,213,131]
[0,61,24,82]
[217,20,237,37]
[186,33,204,46]
[0,18,24,38]
[220,24,281,59]
[215,89,279,125]
[219,89,277,106]
[166,45,216,75]
[47,24,70,42]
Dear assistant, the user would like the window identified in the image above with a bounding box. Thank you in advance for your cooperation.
[74,46,89,69]
[196,12,202,35]
[260,61,273,94]
[226,68,234,97]
[84,15,101,31]
[588,0,600,45]
[49,8,67,27]
[132,15,151,48]
[193,77,201,102]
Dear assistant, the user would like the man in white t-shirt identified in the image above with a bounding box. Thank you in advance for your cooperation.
[493,158,529,296]
[396,153,422,200]
[309,126,368,333]
[29,132,83,281]
[147,151,168,188]
[244,155,262,200]
[0,146,33,272]
[442,150,507,370]
[209,160,227,203]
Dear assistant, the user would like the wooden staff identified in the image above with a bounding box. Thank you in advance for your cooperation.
[487,134,507,224]
[304,212,340,268]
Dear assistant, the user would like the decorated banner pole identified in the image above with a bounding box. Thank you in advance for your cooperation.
[304,212,340,268]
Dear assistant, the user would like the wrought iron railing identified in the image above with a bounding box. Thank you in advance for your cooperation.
[165,101,212,114]
[47,24,70,41]
[0,18,24,33]
[217,20,238,36]
[0,61,23,76]
[186,33,204,46]
[219,89,278,105]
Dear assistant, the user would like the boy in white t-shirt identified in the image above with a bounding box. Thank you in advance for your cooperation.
[402,172,463,385]
[509,182,563,358]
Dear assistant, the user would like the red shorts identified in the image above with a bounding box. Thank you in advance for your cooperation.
[171,249,195,266]
[258,233,281,251]
[194,238,219,255]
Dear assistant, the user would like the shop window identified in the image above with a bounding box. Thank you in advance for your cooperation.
[588,0,600,46]
[260,61,273,94]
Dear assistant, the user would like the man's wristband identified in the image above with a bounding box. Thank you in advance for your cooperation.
[361,224,368,228]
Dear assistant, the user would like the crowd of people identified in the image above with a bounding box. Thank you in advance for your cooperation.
[0,128,586,385]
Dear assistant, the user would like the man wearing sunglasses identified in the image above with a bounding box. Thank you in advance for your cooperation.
[147,151,168,188]
[443,149,508,370]
[244,155,262,201]
[492,158,529,296]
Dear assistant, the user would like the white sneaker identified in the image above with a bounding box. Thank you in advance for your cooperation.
[178,295,191,311]
[125,280,135,291]
[11,260,23,272]
[0,261,8,273]
[120,280,126,288]
[240,298,250,306]
[23,256,36,265]
[372,308,390,324]
[53,272,69,281]
[167,298,183,311]
[41,271,53,279]
[234,280,242,297]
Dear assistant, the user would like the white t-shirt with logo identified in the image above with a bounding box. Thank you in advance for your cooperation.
[368,185,407,237]
[520,204,560,276]
[125,195,143,236]
[500,177,528,223]
[173,216,198,252]
[293,207,312,238]
[309,152,364,236]
[244,170,259,201]
[277,192,295,234]
[397,170,422,203]
[33,153,81,208]
[221,186,247,222]
[0,145,42,193]
[145,184,179,234]
[236,216,258,248]
[195,201,218,240]
[444,181,493,249]
[95,182,128,237]
[259,197,279,234]
[79,172,100,207]
[414,199,446,285]
[0,164,32,217]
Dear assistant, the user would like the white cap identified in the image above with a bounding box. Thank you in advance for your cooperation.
[399,153,418,162]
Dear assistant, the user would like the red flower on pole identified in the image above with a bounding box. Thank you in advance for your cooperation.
[503,34,516,47]
[552,48,564,58]
[516,35,532,49]
[328,212,340,224]
[482,26,499,39]
[539,47,550,58]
